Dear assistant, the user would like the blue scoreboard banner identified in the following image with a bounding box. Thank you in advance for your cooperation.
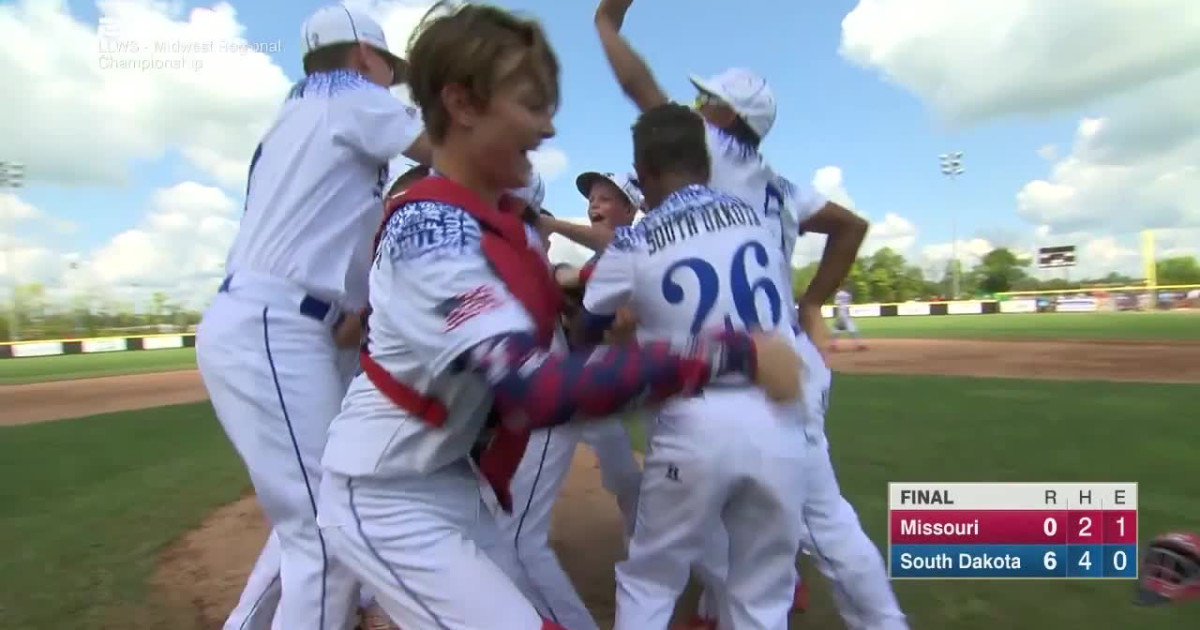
[888,482,1139,579]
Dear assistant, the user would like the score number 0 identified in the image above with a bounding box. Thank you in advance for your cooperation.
[1040,515,1131,572]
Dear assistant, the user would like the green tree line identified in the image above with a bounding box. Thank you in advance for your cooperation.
[790,249,1200,304]
[1,252,1198,342]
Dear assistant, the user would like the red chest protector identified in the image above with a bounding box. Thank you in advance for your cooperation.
[360,176,562,512]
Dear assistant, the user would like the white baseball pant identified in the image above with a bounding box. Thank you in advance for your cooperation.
[197,275,362,630]
[694,338,906,630]
[318,460,556,630]
[488,418,642,630]
[614,390,813,630]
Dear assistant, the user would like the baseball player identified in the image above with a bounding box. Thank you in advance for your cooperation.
[194,5,430,630]
[594,1,908,628]
[580,102,817,630]
[311,4,799,629]
[830,285,868,352]
[484,170,648,630]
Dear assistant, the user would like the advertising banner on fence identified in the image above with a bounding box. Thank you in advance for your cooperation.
[897,302,931,316]
[1055,297,1098,313]
[142,335,185,350]
[1000,299,1037,314]
[82,338,128,353]
[850,304,882,318]
[948,301,984,315]
[11,341,65,358]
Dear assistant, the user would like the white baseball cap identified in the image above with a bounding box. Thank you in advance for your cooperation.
[575,171,645,210]
[301,4,408,86]
[510,170,546,210]
[689,68,777,140]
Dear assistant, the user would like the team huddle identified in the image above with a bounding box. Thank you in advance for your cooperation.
[195,1,906,629]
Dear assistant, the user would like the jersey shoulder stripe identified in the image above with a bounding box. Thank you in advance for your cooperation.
[378,200,483,262]
[610,224,645,252]
[286,69,380,101]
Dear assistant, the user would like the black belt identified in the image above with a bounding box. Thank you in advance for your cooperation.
[219,275,345,330]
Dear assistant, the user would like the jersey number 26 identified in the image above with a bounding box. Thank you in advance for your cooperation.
[661,240,783,335]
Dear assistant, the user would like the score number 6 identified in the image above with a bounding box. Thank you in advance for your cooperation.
[661,240,783,334]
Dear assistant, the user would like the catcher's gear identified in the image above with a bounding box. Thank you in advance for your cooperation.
[1135,532,1200,606]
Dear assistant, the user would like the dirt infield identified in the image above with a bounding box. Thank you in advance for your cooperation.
[6,338,1199,627]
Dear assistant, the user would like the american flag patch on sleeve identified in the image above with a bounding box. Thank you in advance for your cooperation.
[437,285,503,331]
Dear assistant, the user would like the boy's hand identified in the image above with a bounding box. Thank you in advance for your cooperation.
[596,0,635,29]
[604,307,638,344]
[554,265,583,290]
[749,331,803,403]
[333,313,364,349]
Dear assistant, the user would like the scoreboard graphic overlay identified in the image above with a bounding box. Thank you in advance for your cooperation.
[888,482,1138,579]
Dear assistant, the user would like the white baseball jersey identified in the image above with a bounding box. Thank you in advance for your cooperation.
[321,200,562,478]
[701,121,826,315]
[225,69,425,311]
[583,183,796,383]
[836,289,852,311]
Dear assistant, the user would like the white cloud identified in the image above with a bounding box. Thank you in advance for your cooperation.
[918,237,998,273]
[1016,68,1200,235]
[840,0,1200,123]
[530,147,570,183]
[0,231,64,286]
[0,192,80,237]
[0,0,291,190]
[349,0,435,55]
[84,181,237,302]
[0,193,41,223]
[864,213,918,254]
[811,166,855,209]
[800,166,920,263]
[840,1,1200,247]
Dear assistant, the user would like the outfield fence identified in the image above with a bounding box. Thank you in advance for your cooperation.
[2,291,1194,359]
[0,333,196,359]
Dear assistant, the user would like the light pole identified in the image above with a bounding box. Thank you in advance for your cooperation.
[938,152,965,299]
[0,161,24,341]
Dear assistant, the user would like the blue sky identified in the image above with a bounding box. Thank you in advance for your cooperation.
[4,0,1196,298]
[28,0,1062,248]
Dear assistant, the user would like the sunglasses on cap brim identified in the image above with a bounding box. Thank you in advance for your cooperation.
[694,91,722,109]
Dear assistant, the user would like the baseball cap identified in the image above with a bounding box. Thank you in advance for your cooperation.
[689,68,777,140]
[301,4,408,85]
[575,171,644,210]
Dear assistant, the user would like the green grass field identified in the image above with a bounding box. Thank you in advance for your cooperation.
[0,402,247,630]
[0,348,198,385]
[5,377,1196,629]
[1,310,1195,386]
[627,375,1198,629]
[848,310,1200,341]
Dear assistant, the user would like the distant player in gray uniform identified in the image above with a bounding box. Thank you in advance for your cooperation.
[829,286,867,352]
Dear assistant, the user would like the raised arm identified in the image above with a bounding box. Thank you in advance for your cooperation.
[797,202,868,308]
[541,215,616,252]
[594,0,669,112]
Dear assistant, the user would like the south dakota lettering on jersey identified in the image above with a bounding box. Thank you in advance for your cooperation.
[643,189,763,256]
[377,200,484,263]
